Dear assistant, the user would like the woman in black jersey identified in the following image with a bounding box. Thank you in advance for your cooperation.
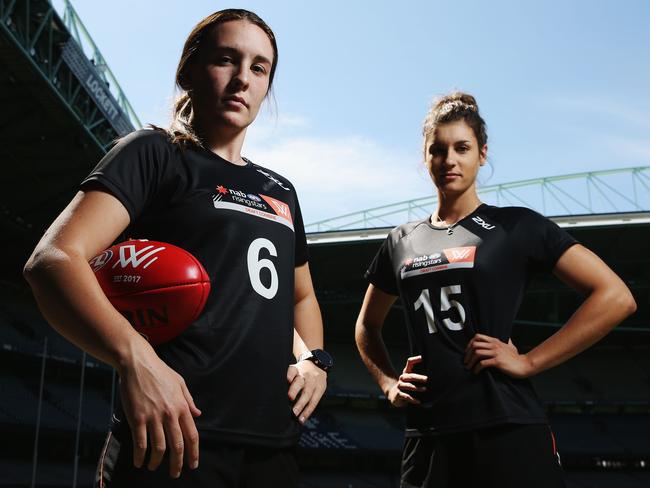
[24,9,330,488]
[355,92,636,487]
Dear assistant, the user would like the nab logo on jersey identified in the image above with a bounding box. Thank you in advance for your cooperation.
[472,216,495,230]
[112,244,166,270]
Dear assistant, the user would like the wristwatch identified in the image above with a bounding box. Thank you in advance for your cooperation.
[298,349,333,372]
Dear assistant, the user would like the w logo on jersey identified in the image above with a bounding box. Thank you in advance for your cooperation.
[450,248,471,260]
[443,246,476,264]
[260,194,293,224]
[112,244,166,270]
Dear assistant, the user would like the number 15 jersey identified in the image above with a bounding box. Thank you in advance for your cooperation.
[365,204,577,435]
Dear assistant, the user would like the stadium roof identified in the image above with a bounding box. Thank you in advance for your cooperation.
[306,166,650,234]
[0,0,141,280]
[307,210,650,245]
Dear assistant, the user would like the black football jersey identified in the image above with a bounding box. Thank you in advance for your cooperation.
[81,129,308,446]
[366,204,577,435]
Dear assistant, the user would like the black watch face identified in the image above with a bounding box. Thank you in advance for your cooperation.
[312,349,333,368]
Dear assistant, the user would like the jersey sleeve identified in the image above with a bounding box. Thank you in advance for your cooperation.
[80,130,174,222]
[522,209,578,273]
[294,196,309,266]
[365,237,399,295]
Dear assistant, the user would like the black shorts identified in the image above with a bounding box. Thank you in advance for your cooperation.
[95,431,299,488]
[400,423,565,488]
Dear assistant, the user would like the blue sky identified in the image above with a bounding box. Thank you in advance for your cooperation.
[52,0,650,223]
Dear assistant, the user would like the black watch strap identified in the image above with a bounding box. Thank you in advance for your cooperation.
[299,349,333,372]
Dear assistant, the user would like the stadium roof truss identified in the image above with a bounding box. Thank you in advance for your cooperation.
[306,166,650,236]
[0,0,141,151]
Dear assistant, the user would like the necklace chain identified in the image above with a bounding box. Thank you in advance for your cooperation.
[433,203,481,236]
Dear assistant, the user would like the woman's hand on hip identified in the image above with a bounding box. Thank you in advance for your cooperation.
[464,333,534,378]
[387,355,428,407]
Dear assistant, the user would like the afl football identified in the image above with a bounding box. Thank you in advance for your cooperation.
[89,240,210,344]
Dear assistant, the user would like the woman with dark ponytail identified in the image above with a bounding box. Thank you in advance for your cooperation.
[355,91,636,487]
[24,9,329,487]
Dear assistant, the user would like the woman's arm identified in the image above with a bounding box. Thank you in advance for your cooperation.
[465,244,637,377]
[355,284,427,406]
[292,262,323,353]
[23,190,200,478]
[24,190,137,364]
[286,262,327,423]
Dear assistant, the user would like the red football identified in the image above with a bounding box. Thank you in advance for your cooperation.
[89,240,211,344]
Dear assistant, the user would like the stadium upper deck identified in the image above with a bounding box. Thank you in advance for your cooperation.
[0,0,140,280]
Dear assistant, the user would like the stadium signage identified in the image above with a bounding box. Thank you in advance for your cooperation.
[61,40,133,136]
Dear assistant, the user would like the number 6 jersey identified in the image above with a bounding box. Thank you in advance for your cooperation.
[365,204,577,436]
[81,130,308,447]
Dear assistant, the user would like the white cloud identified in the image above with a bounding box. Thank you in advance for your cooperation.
[246,111,310,141]
[244,114,434,224]
[600,136,650,161]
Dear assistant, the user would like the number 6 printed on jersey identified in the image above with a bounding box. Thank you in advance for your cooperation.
[247,237,279,299]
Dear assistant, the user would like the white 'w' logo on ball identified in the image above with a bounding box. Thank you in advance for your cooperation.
[112,245,166,270]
